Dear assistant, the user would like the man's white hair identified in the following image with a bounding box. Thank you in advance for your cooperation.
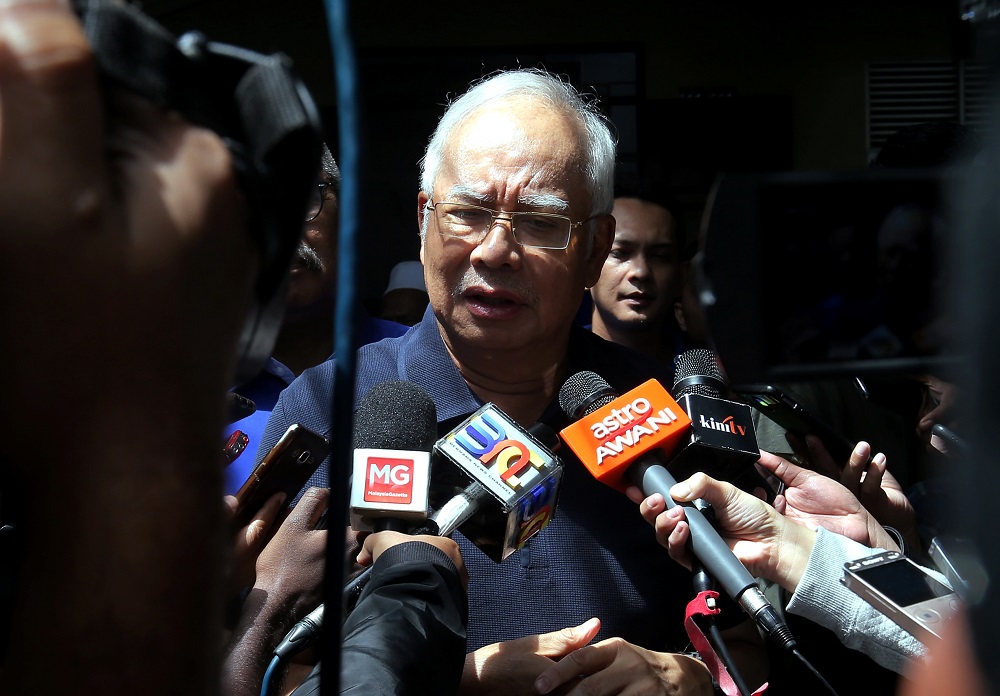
[419,69,617,220]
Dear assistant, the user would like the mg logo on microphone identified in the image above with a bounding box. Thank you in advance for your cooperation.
[364,455,415,503]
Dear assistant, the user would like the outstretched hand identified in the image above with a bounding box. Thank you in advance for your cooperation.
[758,449,901,551]
[800,438,917,548]
[629,472,815,591]
[460,620,602,696]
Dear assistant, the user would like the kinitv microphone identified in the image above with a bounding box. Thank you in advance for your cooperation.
[669,349,769,497]
[558,371,797,653]
[349,381,435,532]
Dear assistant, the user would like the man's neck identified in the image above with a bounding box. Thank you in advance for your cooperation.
[437,324,569,427]
[271,310,334,377]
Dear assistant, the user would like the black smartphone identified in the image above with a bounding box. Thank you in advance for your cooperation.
[733,383,856,463]
[232,424,331,529]
[842,550,960,645]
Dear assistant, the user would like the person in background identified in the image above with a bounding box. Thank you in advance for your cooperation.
[223,146,406,494]
[380,260,429,326]
[589,182,687,366]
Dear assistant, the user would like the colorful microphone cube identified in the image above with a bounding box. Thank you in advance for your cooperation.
[435,403,563,562]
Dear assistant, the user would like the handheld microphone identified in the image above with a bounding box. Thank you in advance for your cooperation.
[669,349,769,496]
[558,371,797,653]
[349,381,435,532]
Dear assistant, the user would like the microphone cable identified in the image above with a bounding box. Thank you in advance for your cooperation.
[261,604,325,696]
[690,560,752,696]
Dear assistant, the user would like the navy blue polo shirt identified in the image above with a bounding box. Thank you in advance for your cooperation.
[257,305,712,653]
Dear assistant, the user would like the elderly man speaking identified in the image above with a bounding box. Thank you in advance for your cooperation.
[257,69,767,695]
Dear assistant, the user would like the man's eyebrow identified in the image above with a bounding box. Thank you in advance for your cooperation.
[444,185,492,205]
[518,193,570,212]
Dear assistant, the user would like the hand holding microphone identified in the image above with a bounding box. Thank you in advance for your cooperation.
[633,472,818,594]
[558,370,797,653]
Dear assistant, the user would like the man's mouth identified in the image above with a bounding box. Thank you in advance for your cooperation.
[623,292,654,305]
[466,292,519,307]
[462,287,525,318]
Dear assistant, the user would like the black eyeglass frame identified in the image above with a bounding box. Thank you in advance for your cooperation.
[306,182,334,222]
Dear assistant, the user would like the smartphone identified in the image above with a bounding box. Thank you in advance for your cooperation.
[232,424,331,529]
[732,384,856,462]
[842,550,961,645]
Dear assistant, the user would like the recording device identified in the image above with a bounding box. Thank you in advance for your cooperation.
[558,371,797,652]
[349,381,434,532]
[232,424,330,529]
[732,383,856,463]
[842,550,960,645]
[75,0,324,384]
[928,536,989,603]
[669,350,768,497]
[431,404,564,562]
[697,168,955,384]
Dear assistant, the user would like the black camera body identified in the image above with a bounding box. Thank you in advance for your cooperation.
[77,0,325,384]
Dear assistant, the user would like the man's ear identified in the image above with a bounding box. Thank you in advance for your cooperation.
[583,213,615,288]
[417,191,430,264]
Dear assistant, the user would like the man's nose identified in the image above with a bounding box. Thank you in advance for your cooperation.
[472,215,522,268]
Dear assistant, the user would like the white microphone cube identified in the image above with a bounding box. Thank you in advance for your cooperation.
[350,448,431,531]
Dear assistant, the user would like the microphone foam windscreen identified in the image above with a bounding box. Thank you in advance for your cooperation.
[353,380,437,451]
[672,349,728,399]
[559,370,618,419]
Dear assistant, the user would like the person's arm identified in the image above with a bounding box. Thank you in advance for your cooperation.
[638,469,930,674]
[0,2,255,693]
[785,528,926,674]
[223,488,328,696]
[289,533,469,696]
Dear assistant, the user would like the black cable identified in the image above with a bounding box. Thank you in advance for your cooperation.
[691,562,753,696]
[791,648,840,696]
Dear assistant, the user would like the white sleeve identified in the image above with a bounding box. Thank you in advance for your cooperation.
[784,527,931,674]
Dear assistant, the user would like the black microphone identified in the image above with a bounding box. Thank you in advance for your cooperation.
[558,370,797,653]
[348,381,435,533]
[670,349,770,497]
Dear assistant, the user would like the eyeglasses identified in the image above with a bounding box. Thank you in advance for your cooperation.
[305,182,333,222]
[425,200,594,250]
